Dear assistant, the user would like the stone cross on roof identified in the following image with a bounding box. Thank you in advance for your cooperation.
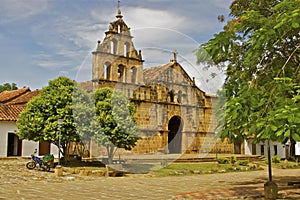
[173,50,178,62]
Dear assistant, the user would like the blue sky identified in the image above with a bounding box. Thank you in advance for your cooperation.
[0,0,232,93]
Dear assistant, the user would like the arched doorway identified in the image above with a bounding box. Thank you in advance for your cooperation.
[168,116,183,154]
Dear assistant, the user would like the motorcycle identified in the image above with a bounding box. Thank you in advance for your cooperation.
[26,149,54,172]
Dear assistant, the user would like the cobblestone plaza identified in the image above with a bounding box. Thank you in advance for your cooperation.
[1,158,300,199]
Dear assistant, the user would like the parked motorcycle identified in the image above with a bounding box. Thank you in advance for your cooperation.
[26,149,54,172]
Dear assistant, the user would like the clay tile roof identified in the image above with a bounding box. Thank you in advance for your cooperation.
[143,62,174,82]
[0,87,30,104]
[7,90,41,105]
[0,104,24,121]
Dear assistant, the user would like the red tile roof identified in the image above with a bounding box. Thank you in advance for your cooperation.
[7,90,40,105]
[0,104,24,121]
[0,87,30,104]
[0,87,40,121]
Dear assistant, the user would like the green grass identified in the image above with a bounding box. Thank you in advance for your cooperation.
[262,159,300,169]
[61,159,300,177]
[150,162,257,177]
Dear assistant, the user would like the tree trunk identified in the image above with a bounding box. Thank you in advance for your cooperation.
[290,140,296,158]
[62,145,67,158]
[107,145,115,164]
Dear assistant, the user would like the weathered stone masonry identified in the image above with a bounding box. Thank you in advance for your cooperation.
[89,6,235,156]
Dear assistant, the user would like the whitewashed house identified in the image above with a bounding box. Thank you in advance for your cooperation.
[0,88,59,157]
[244,139,287,159]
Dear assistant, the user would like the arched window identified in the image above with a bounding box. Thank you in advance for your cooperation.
[118,25,121,33]
[104,62,111,80]
[118,65,125,81]
[110,41,114,54]
[124,42,130,57]
[131,67,137,83]
[111,39,117,54]
[169,90,175,102]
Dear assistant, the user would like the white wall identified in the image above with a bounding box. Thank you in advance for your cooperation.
[245,139,286,159]
[22,140,38,157]
[0,121,17,157]
[1,121,62,158]
[244,139,251,155]
[22,141,59,158]
[50,144,59,158]
[296,142,300,156]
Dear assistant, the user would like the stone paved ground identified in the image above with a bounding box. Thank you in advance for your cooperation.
[0,158,300,199]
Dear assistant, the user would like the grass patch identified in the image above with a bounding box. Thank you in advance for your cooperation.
[122,164,161,174]
[151,162,259,177]
[263,160,300,169]
[60,159,300,177]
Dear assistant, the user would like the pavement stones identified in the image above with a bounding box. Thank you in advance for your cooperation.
[0,158,300,199]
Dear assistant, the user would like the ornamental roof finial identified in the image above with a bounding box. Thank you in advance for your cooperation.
[116,0,123,18]
[173,49,178,62]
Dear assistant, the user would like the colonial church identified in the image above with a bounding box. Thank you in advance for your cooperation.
[88,3,235,156]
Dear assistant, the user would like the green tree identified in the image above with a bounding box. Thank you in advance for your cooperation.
[0,83,18,92]
[93,87,139,164]
[16,76,92,158]
[197,0,300,150]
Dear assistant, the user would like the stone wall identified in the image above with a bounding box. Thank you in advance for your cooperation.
[88,11,235,157]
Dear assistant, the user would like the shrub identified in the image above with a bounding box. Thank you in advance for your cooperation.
[238,160,249,166]
[288,156,296,162]
[230,155,237,165]
[271,155,281,164]
[216,158,229,164]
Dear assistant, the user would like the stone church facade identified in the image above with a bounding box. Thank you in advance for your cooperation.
[90,6,235,155]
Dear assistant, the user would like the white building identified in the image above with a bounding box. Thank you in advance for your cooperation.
[244,139,299,159]
[0,88,59,157]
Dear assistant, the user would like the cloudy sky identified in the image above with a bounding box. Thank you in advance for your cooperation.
[0,0,232,93]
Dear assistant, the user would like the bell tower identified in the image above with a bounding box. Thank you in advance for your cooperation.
[92,1,144,89]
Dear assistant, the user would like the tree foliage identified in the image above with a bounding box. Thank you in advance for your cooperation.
[0,83,17,92]
[197,0,300,144]
[16,76,91,157]
[92,87,139,164]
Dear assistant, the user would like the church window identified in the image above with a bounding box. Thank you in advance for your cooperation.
[131,67,137,83]
[169,90,175,102]
[110,41,114,54]
[111,39,118,54]
[118,25,121,33]
[118,65,125,81]
[124,42,130,57]
[104,62,111,80]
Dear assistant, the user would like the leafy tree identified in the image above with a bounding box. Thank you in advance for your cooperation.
[17,76,92,158]
[197,0,300,152]
[0,83,18,92]
[93,87,139,164]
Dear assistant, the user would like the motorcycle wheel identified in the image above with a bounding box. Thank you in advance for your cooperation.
[26,161,36,170]
[44,165,51,172]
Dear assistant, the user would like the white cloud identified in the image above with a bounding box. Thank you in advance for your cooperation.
[0,0,231,90]
[124,7,186,29]
[0,0,48,24]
